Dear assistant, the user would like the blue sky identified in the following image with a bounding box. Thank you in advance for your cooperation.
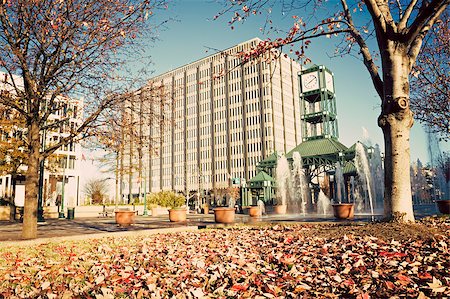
[142,0,447,164]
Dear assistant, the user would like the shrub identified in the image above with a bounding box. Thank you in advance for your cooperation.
[147,191,185,209]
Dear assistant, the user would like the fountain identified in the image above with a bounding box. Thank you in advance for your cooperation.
[275,155,291,211]
[354,142,374,216]
[370,145,384,208]
[334,163,346,203]
[317,190,332,215]
[292,152,309,215]
[257,199,265,215]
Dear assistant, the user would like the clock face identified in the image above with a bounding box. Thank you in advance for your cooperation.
[301,72,319,92]
[325,72,334,92]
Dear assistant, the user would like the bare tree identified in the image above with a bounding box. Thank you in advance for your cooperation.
[411,11,449,139]
[217,0,449,222]
[0,0,169,239]
[83,178,109,205]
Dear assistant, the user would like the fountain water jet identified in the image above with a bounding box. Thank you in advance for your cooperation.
[257,199,265,215]
[317,190,332,215]
[275,155,291,207]
[292,152,309,215]
[355,143,374,215]
[334,163,346,203]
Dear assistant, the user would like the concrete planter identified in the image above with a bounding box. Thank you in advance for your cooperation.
[436,200,450,214]
[273,205,287,215]
[115,210,135,227]
[168,208,187,222]
[151,206,169,216]
[43,206,59,219]
[213,207,235,224]
[0,206,11,220]
[248,206,261,217]
[332,203,354,219]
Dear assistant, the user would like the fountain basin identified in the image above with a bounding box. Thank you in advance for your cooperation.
[332,203,354,219]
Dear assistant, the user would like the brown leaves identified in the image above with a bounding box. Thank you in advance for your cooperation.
[0,222,449,297]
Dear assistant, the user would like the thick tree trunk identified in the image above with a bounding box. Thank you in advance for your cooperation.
[22,122,41,239]
[379,46,415,223]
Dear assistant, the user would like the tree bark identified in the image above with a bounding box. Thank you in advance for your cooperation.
[379,44,415,222]
[22,121,41,239]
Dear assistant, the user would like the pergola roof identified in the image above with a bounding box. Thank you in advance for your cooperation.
[248,171,275,189]
[287,138,348,158]
[257,151,279,169]
[249,170,275,183]
[285,138,349,167]
[255,138,367,178]
[342,160,357,175]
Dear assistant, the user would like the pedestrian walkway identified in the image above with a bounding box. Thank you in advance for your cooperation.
[0,213,269,244]
[0,204,437,246]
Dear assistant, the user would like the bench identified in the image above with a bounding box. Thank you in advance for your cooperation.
[99,207,115,217]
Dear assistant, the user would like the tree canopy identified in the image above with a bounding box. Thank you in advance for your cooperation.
[217,0,449,222]
[0,0,169,239]
[411,12,449,140]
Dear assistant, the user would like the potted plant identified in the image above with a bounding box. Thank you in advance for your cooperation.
[147,192,169,216]
[248,205,261,217]
[332,203,354,219]
[436,200,450,214]
[213,189,236,223]
[147,191,187,221]
[166,192,187,222]
[213,206,235,223]
[272,196,287,214]
[115,208,136,227]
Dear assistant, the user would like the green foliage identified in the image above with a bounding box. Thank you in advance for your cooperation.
[146,191,185,208]
[0,106,27,176]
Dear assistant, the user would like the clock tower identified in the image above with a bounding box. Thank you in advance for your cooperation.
[299,65,338,141]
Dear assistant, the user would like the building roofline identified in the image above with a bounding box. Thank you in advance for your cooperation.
[147,37,264,82]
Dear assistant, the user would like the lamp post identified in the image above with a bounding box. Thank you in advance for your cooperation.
[37,107,48,222]
[143,169,148,216]
[37,157,46,222]
[58,156,66,218]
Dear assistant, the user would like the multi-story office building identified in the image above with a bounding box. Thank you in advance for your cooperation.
[0,73,83,209]
[121,38,302,198]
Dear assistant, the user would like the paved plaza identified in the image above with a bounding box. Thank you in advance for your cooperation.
[0,204,438,244]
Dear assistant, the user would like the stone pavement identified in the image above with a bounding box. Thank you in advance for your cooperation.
[0,212,373,245]
[0,214,233,244]
[0,204,436,245]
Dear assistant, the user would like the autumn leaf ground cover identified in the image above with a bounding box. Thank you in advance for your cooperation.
[0,218,449,298]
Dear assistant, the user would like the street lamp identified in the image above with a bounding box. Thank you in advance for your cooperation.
[143,171,148,216]
[58,155,67,218]
[37,152,46,222]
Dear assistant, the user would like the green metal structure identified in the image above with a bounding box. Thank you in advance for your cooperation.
[247,171,275,205]
[249,65,374,205]
[300,65,338,141]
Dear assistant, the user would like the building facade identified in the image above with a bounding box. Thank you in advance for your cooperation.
[0,72,83,209]
[121,38,302,199]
